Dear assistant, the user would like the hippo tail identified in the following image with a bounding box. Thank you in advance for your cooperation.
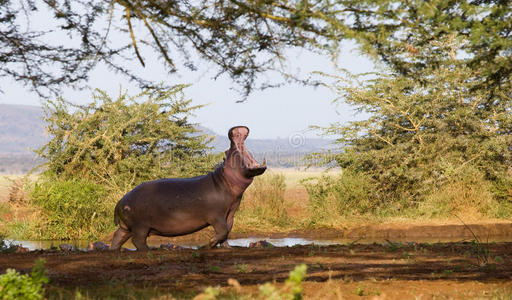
[114,201,121,226]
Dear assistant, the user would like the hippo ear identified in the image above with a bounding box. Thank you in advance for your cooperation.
[228,126,250,141]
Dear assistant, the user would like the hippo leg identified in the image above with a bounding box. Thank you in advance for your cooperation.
[110,227,132,250]
[208,219,228,248]
[131,227,150,251]
[220,202,240,248]
[220,241,231,248]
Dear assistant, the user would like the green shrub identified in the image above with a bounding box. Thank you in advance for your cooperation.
[316,40,512,211]
[239,173,290,228]
[284,264,307,300]
[36,87,218,196]
[303,170,373,224]
[30,178,114,240]
[0,259,49,300]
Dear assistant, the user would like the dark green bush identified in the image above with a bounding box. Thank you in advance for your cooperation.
[31,178,113,240]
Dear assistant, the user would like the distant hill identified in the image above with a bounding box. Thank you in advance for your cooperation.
[197,125,334,153]
[0,104,48,173]
[0,104,335,173]
[0,104,49,154]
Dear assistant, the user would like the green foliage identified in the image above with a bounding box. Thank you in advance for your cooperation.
[0,259,49,300]
[239,173,290,228]
[316,36,512,214]
[257,264,307,300]
[235,263,249,274]
[258,283,281,300]
[37,86,218,195]
[194,286,221,300]
[26,86,221,239]
[5,1,510,100]
[30,178,113,240]
[284,264,307,300]
[303,171,373,223]
[194,264,307,300]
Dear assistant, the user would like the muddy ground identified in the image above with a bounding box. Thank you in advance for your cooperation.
[1,238,511,299]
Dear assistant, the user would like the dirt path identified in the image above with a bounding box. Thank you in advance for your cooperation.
[1,242,511,299]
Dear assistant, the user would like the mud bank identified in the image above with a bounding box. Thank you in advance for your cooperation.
[138,221,512,246]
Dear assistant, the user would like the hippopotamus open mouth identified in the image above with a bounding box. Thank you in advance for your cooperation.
[226,126,267,177]
[112,126,266,251]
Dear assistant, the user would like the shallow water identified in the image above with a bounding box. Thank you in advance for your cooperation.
[6,235,512,251]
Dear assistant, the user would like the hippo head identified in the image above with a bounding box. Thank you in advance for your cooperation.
[224,126,267,178]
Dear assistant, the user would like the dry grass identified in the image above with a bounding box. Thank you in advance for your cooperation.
[270,167,342,187]
[0,176,14,203]
[418,170,501,221]
[0,175,37,204]
[237,172,290,231]
[236,169,341,231]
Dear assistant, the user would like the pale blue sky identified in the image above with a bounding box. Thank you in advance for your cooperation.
[0,6,375,139]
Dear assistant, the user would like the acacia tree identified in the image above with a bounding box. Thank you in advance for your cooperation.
[300,1,512,210]
[3,1,509,99]
[0,0,337,98]
[318,36,512,209]
[37,85,219,194]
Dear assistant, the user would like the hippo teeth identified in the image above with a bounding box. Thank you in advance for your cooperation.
[261,158,266,167]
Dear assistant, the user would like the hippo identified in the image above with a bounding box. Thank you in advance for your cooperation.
[110,126,266,251]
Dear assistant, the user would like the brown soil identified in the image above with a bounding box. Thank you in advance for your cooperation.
[1,241,511,299]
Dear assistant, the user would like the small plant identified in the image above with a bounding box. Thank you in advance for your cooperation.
[355,286,364,296]
[257,264,307,300]
[235,263,249,274]
[0,259,49,300]
[258,282,281,300]
[193,286,221,300]
[384,240,402,252]
[454,214,490,266]
[284,264,307,300]
[209,265,221,273]
[194,264,307,300]
[494,256,504,263]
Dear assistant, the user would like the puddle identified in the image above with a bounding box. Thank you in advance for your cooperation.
[6,235,512,251]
